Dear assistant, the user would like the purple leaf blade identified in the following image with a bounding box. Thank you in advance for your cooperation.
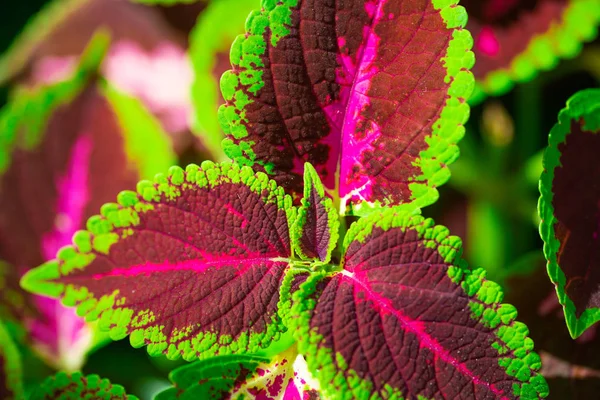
[219,0,474,212]
[292,163,339,263]
[21,162,296,361]
[290,210,548,399]
[539,88,600,339]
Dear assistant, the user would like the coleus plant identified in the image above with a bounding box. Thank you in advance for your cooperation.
[13,0,554,398]
[463,0,600,101]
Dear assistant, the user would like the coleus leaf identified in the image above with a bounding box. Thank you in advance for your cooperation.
[292,163,339,263]
[156,345,320,399]
[287,209,549,399]
[463,0,600,100]
[0,35,175,370]
[539,88,600,338]
[30,371,137,400]
[0,319,23,400]
[21,162,298,361]
[189,0,261,161]
[219,0,474,213]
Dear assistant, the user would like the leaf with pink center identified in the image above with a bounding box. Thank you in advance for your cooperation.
[30,371,137,400]
[0,319,23,400]
[539,88,600,339]
[0,36,174,370]
[288,210,549,399]
[463,0,600,100]
[21,162,299,361]
[219,0,474,213]
[156,345,320,399]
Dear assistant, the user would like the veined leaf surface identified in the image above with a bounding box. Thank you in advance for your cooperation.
[30,371,137,400]
[289,210,549,399]
[539,88,600,338]
[219,0,474,213]
[22,163,297,361]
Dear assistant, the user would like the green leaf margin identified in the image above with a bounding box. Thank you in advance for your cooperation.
[219,0,474,215]
[21,162,297,362]
[0,31,109,175]
[189,0,259,161]
[289,209,549,400]
[291,163,339,263]
[471,0,600,103]
[538,88,600,338]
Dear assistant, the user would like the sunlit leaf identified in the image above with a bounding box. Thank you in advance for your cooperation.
[189,0,261,161]
[539,88,600,338]
[30,371,137,400]
[288,209,549,399]
[0,36,174,370]
[219,0,474,213]
[463,0,600,100]
[0,319,23,400]
[21,162,298,361]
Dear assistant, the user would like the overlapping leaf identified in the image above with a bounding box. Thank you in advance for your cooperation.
[219,0,474,213]
[30,371,136,400]
[0,35,175,370]
[0,320,23,400]
[463,0,600,100]
[539,88,600,338]
[22,162,298,361]
[156,345,319,399]
[288,210,549,399]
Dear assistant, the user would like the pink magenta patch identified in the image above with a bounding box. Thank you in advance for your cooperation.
[33,134,94,370]
[344,271,508,398]
[476,26,501,57]
[328,0,386,201]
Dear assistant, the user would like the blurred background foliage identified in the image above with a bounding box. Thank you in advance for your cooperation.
[0,0,600,398]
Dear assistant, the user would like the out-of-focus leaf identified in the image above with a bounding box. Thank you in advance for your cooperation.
[0,35,174,370]
[463,0,600,101]
[539,88,600,338]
